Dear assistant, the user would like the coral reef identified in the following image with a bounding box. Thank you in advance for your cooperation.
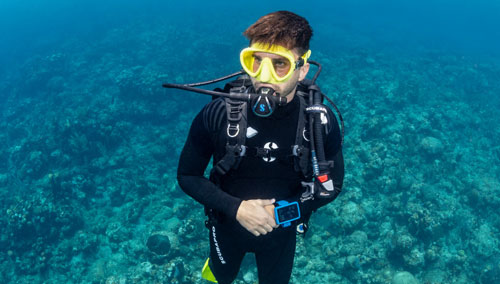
[1,11,500,284]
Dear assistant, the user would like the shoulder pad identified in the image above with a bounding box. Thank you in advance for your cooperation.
[325,106,340,135]
[297,79,313,92]
[203,98,226,132]
[221,75,253,93]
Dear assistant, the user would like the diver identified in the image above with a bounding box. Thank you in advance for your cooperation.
[172,11,344,284]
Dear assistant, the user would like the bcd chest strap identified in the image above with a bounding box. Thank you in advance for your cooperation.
[210,79,338,183]
[210,86,313,181]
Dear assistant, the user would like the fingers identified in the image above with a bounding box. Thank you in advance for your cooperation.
[251,223,274,236]
[262,223,274,233]
[259,222,275,235]
[268,215,278,228]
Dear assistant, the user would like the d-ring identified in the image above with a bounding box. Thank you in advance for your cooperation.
[303,128,310,142]
[227,124,240,138]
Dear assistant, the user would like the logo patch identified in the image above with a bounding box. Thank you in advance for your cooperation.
[263,142,278,162]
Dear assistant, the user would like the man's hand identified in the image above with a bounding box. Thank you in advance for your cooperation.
[264,204,276,220]
[236,199,278,236]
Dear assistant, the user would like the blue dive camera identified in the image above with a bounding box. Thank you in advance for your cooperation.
[274,201,301,227]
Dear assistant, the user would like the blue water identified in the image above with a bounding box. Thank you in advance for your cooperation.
[1,1,499,283]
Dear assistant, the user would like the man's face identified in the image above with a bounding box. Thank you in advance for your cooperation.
[250,49,310,102]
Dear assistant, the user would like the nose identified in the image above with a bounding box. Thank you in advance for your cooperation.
[258,59,273,83]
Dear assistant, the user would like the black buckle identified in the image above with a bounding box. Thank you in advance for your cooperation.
[292,145,303,157]
[227,102,244,122]
[226,144,246,156]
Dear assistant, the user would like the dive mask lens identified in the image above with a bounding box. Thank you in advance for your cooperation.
[248,53,292,78]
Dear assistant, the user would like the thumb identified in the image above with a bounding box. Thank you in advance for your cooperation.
[260,199,276,206]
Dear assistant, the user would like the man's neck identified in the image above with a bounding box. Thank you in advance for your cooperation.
[284,86,297,103]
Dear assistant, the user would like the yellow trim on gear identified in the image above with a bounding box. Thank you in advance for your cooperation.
[201,258,218,283]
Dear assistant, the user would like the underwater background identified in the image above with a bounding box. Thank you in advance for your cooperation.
[1,0,500,283]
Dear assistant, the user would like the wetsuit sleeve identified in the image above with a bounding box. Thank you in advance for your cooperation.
[299,108,344,216]
[177,107,243,219]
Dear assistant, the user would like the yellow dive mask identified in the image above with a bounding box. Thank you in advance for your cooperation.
[240,43,311,84]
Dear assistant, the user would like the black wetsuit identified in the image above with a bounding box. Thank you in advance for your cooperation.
[177,91,344,284]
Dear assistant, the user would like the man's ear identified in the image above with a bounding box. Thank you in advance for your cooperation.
[298,63,310,81]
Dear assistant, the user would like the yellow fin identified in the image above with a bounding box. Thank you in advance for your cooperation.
[201,258,218,283]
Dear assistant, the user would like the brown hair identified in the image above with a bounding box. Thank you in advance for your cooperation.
[243,11,313,56]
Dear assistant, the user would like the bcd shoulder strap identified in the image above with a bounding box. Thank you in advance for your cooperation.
[210,85,248,179]
[294,91,312,178]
